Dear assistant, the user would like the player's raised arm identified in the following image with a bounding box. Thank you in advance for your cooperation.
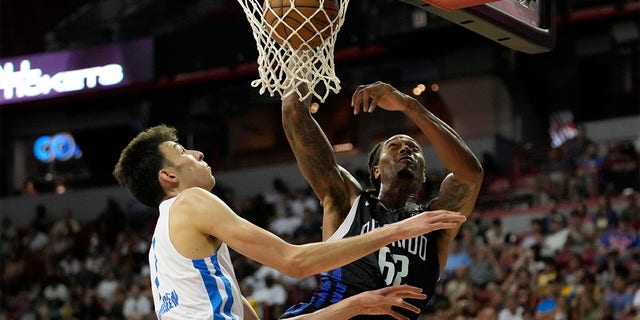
[281,86,362,232]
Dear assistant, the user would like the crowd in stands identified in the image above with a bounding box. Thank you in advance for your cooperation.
[479,125,639,211]
[1,132,639,320]
[425,188,640,320]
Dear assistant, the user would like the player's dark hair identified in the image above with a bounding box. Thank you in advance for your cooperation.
[113,124,178,207]
[367,141,384,191]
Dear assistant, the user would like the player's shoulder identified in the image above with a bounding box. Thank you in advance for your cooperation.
[178,186,220,198]
[174,187,222,209]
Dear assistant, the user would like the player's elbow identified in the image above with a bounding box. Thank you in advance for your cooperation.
[470,167,485,193]
[461,163,484,195]
[279,255,308,279]
[473,163,485,183]
[456,162,484,188]
[466,158,484,184]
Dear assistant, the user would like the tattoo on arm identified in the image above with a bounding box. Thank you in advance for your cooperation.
[435,176,470,211]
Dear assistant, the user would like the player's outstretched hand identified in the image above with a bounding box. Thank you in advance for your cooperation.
[288,285,427,320]
[399,210,466,239]
[352,285,427,319]
[351,81,410,114]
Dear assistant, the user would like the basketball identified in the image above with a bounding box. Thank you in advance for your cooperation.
[264,0,339,49]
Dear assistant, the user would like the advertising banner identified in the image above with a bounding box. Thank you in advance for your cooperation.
[0,38,154,105]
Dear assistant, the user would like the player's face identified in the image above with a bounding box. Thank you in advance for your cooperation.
[375,134,426,185]
[160,141,215,190]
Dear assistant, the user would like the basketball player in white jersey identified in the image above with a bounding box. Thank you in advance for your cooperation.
[113,124,467,320]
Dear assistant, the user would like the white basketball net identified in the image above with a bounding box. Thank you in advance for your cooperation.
[237,0,350,102]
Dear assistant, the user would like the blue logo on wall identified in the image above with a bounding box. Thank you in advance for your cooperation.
[33,133,82,163]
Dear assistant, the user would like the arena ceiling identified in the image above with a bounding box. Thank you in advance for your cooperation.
[1,0,240,58]
[5,0,637,59]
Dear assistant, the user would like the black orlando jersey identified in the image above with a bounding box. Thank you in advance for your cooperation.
[281,191,442,320]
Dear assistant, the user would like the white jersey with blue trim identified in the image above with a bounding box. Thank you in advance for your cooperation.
[149,197,244,320]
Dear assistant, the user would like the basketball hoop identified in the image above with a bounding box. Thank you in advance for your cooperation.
[237,0,350,102]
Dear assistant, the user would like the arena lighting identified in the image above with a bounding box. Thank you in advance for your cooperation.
[548,110,578,148]
[333,143,354,152]
[413,83,439,96]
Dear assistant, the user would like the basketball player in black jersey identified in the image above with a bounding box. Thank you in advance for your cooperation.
[280,81,484,319]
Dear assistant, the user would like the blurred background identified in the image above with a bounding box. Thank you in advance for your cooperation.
[0,0,639,319]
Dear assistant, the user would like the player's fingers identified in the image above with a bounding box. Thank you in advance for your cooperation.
[436,215,467,224]
[441,215,466,223]
[388,310,409,320]
[429,222,465,231]
[424,211,466,223]
[431,211,466,223]
[361,90,374,112]
[444,221,465,228]
[352,102,361,115]
[377,285,423,296]
[394,299,422,314]
[386,289,427,300]
[368,94,378,112]
[351,89,363,114]
[395,291,427,300]
[429,209,461,216]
